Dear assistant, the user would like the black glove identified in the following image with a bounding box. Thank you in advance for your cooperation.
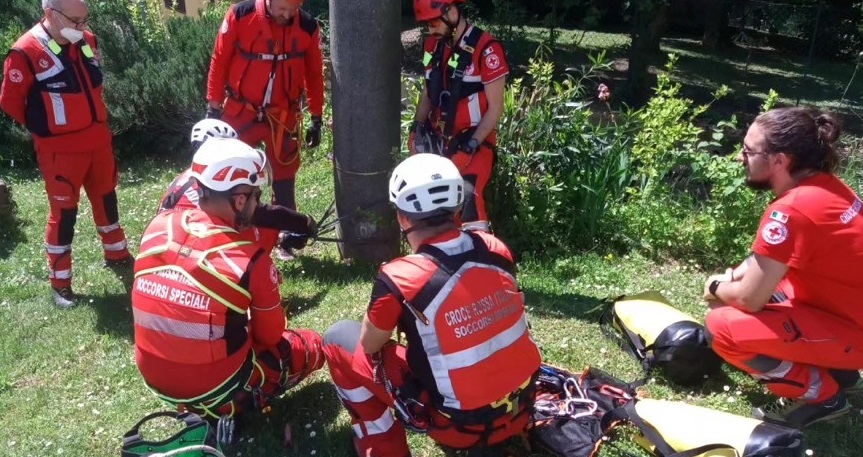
[461,137,480,155]
[206,106,222,119]
[304,214,318,238]
[305,116,322,148]
[280,232,309,251]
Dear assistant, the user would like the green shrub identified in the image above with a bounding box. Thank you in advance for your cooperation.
[0,0,42,166]
[89,0,229,157]
[489,50,637,254]
[488,49,772,266]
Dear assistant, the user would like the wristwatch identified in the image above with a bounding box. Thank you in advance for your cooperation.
[708,280,722,297]
[464,138,480,154]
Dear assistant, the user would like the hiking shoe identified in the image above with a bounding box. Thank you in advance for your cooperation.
[832,369,863,394]
[51,286,76,309]
[752,392,851,428]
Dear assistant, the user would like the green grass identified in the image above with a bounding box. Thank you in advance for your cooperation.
[0,151,860,457]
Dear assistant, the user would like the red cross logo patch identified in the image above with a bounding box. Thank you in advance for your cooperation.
[761,221,788,245]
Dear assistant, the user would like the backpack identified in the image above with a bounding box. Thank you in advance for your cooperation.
[529,364,803,457]
[121,411,224,457]
[600,291,723,386]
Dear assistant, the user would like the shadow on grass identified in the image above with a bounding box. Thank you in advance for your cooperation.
[523,287,607,321]
[86,291,133,341]
[227,379,349,456]
[279,254,379,285]
[0,215,27,260]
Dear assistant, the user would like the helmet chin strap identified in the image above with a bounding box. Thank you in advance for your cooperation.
[440,5,461,42]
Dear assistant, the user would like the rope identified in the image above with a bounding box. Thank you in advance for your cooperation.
[333,162,392,177]
[151,445,226,457]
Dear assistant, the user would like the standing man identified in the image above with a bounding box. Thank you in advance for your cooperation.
[323,154,541,457]
[409,0,508,233]
[0,0,133,308]
[703,107,863,429]
[206,0,325,259]
[133,138,324,432]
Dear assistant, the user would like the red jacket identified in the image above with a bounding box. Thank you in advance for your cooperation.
[207,0,324,117]
[133,209,285,398]
[0,24,111,151]
[368,230,540,413]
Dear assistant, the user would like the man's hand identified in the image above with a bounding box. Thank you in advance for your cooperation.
[305,116,322,148]
[304,214,317,238]
[703,269,732,301]
[460,137,480,155]
[206,104,222,119]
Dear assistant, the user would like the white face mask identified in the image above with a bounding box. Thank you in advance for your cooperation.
[60,27,84,43]
[52,11,85,43]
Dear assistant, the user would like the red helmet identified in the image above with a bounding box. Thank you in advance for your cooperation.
[414,0,464,22]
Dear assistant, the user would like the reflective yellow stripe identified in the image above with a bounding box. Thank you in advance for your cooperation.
[448,54,459,69]
[81,43,94,59]
[136,265,247,315]
[47,39,61,55]
[423,51,433,66]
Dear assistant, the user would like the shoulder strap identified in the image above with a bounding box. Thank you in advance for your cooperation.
[442,26,484,137]
[122,411,205,447]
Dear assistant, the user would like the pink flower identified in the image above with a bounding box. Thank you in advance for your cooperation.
[597,83,611,102]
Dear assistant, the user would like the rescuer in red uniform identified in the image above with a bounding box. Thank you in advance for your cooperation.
[158,118,318,253]
[0,0,133,308]
[206,0,324,260]
[703,107,863,429]
[409,0,508,233]
[132,138,324,438]
[322,153,541,456]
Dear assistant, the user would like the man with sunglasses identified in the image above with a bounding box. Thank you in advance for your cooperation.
[409,0,508,233]
[702,107,863,429]
[133,138,324,435]
[206,0,325,260]
[1,0,133,308]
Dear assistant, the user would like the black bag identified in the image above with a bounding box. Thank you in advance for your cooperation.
[600,291,723,386]
[528,364,638,457]
[121,411,224,457]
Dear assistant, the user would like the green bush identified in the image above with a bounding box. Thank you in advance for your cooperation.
[489,50,637,254]
[89,0,229,157]
[0,0,42,166]
[488,50,772,266]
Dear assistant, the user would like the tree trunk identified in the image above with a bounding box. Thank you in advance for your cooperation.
[702,0,731,50]
[626,1,665,106]
[329,0,401,263]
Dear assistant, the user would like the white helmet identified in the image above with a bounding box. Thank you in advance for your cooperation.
[389,153,463,219]
[190,119,238,146]
[190,138,269,193]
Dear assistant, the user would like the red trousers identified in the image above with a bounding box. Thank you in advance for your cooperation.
[222,104,301,210]
[322,320,528,457]
[450,145,494,228]
[35,137,129,288]
[706,292,863,403]
[138,328,324,419]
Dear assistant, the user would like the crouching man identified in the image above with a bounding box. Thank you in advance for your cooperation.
[322,154,541,456]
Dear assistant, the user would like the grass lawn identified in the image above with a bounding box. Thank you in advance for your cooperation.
[1,150,860,457]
